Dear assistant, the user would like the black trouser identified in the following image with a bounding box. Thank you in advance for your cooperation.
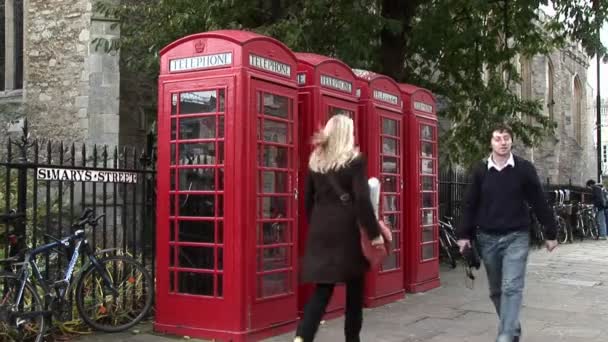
[295,276,364,342]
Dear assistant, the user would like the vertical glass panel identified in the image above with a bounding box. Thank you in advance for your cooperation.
[171,94,178,115]
[421,209,434,226]
[177,246,214,269]
[382,118,398,136]
[421,125,434,140]
[178,220,214,243]
[219,89,225,112]
[382,138,398,155]
[217,274,223,297]
[217,195,224,217]
[260,171,288,193]
[218,115,225,138]
[217,221,224,243]
[383,214,398,231]
[421,159,433,174]
[382,195,399,212]
[263,120,289,144]
[259,145,288,168]
[218,142,225,165]
[422,226,434,242]
[171,119,177,140]
[170,195,176,217]
[382,254,398,270]
[391,232,400,252]
[177,272,214,296]
[259,197,289,218]
[218,167,225,190]
[170,169,176,190]
[179,168,215,191]
[258,222,290,244]
[382,156,399,173]
[263,93,289,118]
[382,176,398,193]
[422,244,435,260]
[421,142,434,158]
[422,176,434,191]
[178,194,216,217]
[329,107,354,118]
[178,143,216,165]
[258,247,289,271]
[180,116,216,140]
[217,247,223,270]
[257,92,263,114]
[258,272,290,298]
[170,144,177,165]
[169,220,175,240]
[421,193,434,208]
[180,91,217,114]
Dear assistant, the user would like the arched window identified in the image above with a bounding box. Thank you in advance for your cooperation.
[520,56,532,100]
[573,75,583,144]
[0,0,24,92]
[546,58,555,120]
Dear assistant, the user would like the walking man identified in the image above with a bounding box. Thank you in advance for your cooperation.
[456,124,558,342]
[585,179,607,239]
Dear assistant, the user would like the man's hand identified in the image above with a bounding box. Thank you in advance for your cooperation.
[545,240,558,252]
[457,239,471,253]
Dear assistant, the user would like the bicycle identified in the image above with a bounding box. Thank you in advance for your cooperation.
[438,216,458,269]
[0,208,154,342]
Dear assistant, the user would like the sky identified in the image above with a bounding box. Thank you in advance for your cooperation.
[541,3,608,99]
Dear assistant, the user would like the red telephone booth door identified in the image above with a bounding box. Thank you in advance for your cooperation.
[157,77,233,330]
[321,95,358,316]
[248,78,299,330]
[377,108,403,285]
[415,117,439,285]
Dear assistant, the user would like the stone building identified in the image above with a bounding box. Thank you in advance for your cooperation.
[514,42,596,186]
[0,0,122,147]
[1,1,598,186]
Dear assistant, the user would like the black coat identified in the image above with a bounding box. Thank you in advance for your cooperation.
[300,156,381,284]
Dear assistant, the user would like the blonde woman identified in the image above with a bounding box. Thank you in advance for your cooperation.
[295,115,384,342]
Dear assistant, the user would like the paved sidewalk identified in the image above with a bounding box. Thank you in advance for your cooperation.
[80,240,608,341]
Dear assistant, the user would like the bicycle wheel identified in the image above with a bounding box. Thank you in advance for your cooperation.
[0,272,46,342]
[439,234,457,269]
[586,216,599,240]
[556,217,568,244]
[75,256,154,332]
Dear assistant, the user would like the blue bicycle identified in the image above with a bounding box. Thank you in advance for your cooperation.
[0,208,153,342]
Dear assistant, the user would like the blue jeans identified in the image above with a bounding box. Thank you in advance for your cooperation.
[599,208,608,237]
[477,230,529,342]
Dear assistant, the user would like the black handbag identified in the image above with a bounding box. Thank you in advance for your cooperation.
[461,242,481,269]
[461,241,481,284]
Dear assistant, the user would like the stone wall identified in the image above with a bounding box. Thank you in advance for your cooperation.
[516,46,596,186]
[25,0,93,142]
[14,0,121,148]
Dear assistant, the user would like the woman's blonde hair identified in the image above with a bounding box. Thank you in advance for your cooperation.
[308,114,360,173]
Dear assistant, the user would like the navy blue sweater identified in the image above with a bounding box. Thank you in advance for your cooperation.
[456,155,558,240]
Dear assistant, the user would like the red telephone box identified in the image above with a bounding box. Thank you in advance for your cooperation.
[156,30,300,341]
[353,69,405,307]
[399,84,440,293]
[295,52,360,318]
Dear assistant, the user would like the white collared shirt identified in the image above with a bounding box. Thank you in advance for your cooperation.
[487,153,514,172]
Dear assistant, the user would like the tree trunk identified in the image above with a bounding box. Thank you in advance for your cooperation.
[379,0,418,81]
